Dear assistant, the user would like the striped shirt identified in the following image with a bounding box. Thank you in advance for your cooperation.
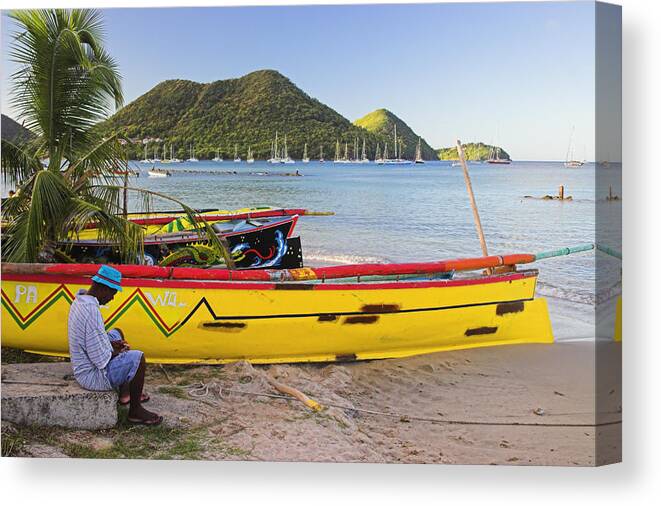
[68,289,121,391]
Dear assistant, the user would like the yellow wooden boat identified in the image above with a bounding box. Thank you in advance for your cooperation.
[1,259,553,364]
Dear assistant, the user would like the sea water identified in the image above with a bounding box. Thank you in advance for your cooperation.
[110,160,623,340]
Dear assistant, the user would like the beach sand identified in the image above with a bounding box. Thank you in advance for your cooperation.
[137,341,621,466]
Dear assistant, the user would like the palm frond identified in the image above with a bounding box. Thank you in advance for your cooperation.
[2,168,71,262]
[0,138,42,187]
[62,198,144,264]
[8,9,123,168]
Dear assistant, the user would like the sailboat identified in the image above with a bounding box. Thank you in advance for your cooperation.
[247,146,255,164]
[170,144,181,163]
[233,144,241,163]
[380,143,389,165]
[486,145,510,165]
[564,126,584,167]
[383,125,411,165]
[140,144,151,164]
[302,143,310,163]
[281,135,295,164]
[268,132,281,164]
[212,147,223,162]
[152,146,161,164]
[361,138,369,163]
[319,145,325,163]
[375,143,383,164]
[187,142,199,162]
[333,140,341,163]
[414,137,424,164]
[161,144,171,164]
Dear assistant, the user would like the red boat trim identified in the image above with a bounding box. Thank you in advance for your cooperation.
[122,208,307,227]
[1,271,535,291]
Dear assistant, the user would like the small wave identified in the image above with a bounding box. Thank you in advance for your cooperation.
[536,281,596,305]
[305,251,390,265]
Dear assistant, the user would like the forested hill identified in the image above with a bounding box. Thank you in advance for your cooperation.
[99,70,400,161]
[354,109,437,160]
[437,142,511,161]
[1,114,34,144]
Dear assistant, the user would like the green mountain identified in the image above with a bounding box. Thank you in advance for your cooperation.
[437,142,511,161]
[354,109,437,160]
[100,70,393,161]
[1,114,35,144]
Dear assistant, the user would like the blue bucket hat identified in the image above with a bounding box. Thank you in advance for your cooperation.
[91,265,123,292]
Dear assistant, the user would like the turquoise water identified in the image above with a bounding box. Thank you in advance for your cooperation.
[125,160,621,339]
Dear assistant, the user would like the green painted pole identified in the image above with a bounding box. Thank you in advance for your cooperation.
[533,243,595,261]
[596,243,622,260]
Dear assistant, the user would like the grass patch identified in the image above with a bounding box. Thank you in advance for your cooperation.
[157,385,188,399]
[1,424,62,457]
[1,425,26,457]
[3,416,207,460]
[1,347,67,364]
[219,444,251,457]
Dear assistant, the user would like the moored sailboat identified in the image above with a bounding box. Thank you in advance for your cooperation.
[415,137,424,164]
[564,126,585,167]
[187,142,199,162]
[486,145,511,165]
[281,135,295,164]
[383,124,411,165]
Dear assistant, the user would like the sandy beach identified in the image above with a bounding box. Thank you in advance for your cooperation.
[6,341,619,465]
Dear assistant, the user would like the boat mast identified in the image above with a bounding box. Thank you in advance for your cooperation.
[393,124,398,159]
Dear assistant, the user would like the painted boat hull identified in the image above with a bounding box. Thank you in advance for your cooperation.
[1,269,553,364]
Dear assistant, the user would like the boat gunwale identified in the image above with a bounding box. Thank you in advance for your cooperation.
[1,269,539,291]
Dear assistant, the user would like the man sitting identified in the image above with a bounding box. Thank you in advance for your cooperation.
[68,265,162,425]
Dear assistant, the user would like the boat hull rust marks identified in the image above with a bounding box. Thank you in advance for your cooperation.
[465,326,498,336]
[201,321,247,331]
[274,283,315,290]
[317,314,338,322]
[496,301,525,316]
[343,315,380,325]
[361,304,401,313]
[335,353,357,362]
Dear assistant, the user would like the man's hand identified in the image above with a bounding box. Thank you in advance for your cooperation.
[111,339,129,356]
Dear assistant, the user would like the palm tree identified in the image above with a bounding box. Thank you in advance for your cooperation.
[1,9,230,266]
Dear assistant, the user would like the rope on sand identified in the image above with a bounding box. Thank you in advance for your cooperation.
[181,381,621,429]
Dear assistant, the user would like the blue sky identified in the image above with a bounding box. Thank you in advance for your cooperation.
[1,2,597,160]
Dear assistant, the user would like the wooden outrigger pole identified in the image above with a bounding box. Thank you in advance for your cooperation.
[456,139,491,274]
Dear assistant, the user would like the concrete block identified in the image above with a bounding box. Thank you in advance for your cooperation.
[1,362,117,430]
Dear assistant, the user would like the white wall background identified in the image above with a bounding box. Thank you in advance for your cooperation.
[0,0,658,504]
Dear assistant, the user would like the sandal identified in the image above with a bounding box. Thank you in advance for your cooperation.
[127,414,163,426]
[118,392,150,406]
